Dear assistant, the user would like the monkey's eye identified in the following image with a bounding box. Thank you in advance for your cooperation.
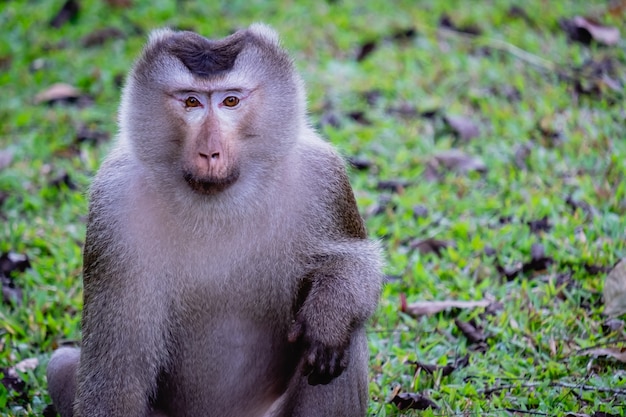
[184,97,201,108]
[222,96,240,108]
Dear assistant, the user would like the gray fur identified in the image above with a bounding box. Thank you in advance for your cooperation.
[47,24,382,417]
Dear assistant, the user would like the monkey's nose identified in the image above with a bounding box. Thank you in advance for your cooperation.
[198,151,220,160]
[196,151,225,175]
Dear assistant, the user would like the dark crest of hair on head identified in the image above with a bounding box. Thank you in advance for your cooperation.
[167,31,248,78]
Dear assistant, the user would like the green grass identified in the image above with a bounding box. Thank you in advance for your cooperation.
[1,0,626,415]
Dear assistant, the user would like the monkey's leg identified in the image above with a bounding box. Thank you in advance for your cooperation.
[47,347,169,417]
[275,328,369,417]
[47,347,80,417]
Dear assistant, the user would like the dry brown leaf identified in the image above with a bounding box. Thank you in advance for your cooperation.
[0,366,25,395]
[410,237,455,257]
[602,317,624,332]
[571,56,623,98]
[356,40,377,62]
[527,216,552,233]
[82,27,125,47]
[365,194,394,217]
[561,16,620,46]
[390,392,439,411]
[412,204,429,219]
[376,179,410,193]
[0,252,31,275]
[583,347,626,363]
[603,259,626,317]
[347,156,374,171]
[13,358,38,373]
[49,0,79,28]
[593,412,621,417]
[508,5,535,26]
[2,283,22,305]
[34,83,82,105]
[402,299,490,317]
[431,149,487,174]
[454,318,486,344]
[444,115,480,141]
[0,149,13,171]
[573,16,620,46]
[409,354,469,377]
[439,14,481,36]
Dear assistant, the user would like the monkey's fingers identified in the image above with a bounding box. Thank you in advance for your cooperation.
[287,319,305,343]
[304,343,348,386]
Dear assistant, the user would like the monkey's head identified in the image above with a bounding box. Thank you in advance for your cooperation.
[119,24,306,197]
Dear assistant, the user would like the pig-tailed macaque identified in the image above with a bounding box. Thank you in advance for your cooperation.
[47,24,382,417]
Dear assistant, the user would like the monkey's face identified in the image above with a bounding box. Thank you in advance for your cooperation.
[121,27,304,197]
[167,87,255,195]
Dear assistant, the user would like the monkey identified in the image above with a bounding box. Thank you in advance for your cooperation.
[46,24,382,417]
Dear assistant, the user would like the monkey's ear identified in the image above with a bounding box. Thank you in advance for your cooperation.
[147,28,176,46]
[248,23,281,46]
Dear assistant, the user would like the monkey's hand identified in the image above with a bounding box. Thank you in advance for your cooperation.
[288,315,351,386]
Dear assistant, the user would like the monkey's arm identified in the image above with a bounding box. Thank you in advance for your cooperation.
[74,172,169,417]
[289,153,383,385]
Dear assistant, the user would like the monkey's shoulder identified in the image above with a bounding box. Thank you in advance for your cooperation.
[84,149,154,247]
[88,150,136,211]
[293,132,367,240]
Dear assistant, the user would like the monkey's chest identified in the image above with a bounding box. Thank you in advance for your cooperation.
[169,246,300,311]
[159,299,298,416]
[134,213,303,411]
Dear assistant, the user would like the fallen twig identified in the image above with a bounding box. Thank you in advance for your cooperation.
[570,338,626,357]
[479,380,626,396]
[505,409,549,416]
[412,22,622,94]
[437,27,557,72]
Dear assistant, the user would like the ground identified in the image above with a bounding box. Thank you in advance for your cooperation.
[1,0,626,416]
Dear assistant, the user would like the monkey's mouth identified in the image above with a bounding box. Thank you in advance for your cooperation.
[183,170,240,195]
